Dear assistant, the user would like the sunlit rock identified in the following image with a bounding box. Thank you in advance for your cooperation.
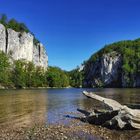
[0,23,48,69]
[0,24,6,52]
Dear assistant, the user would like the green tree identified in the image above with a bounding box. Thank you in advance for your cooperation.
[7,19,20,32]
[46,67,69,87]
[33,66,46,87]
[0,14,8,26]
[24,62,35,87]
[0,51,11,86]
[68,67,83,88]
[83,38,140,87]
[19,23,29,33]
[12,60,27,88]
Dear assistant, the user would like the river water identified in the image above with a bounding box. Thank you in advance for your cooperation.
[0,88,140,139]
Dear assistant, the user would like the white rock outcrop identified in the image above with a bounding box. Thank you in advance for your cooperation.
[83,51,122,87]
[0,23,48,68]
[101,52,122,85]
[33,43,48,69]
[7,29,20,59]
[0,24,6,52]
[18,32,34,62]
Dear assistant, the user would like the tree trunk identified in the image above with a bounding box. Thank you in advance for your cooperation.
[78,91,140,130]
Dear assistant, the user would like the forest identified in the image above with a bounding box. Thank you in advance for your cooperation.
[0,51,71,88]
[1,14,140,88]
[83,39,140,87]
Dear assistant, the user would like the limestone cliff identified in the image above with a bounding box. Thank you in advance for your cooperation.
[101,52,122,86]
[0,23,48,68]
[83,52,122,87]
[0,24,6,52]
[84,51,137,88]
[82,37,140,88]
[33,43,48,68]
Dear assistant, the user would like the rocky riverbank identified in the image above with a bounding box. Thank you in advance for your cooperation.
[0,118,140,140]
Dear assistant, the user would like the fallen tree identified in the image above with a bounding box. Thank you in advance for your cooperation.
[77,91,140,130]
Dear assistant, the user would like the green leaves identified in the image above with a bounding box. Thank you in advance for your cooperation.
[0,14,8,26]
[68,68,83,88]
[0,14,30,33]
[12,60,27,88]
[0,53,70,88]
[0,14,38,45]
[46,67,69,87]
[12,61,47,88]
[83,39,140,87]
[7,19,29,33]
[0,52,11,86]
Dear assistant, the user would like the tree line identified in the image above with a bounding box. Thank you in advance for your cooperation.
[0,51,71,88]
[0,14,83,88]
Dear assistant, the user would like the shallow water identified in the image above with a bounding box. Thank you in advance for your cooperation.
[0,88,140,126]
[0,88,140,139]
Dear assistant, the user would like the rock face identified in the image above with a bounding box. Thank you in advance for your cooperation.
[122,73,140,88]
[135,75,140,87]
[0,23,48,68]
[18,32,34,62]
[33,43,48,69]
[0,24,6,52]
[101,52,122,86]
[7,29,21,60]
[83,50,140,88]
[83,52,122,87]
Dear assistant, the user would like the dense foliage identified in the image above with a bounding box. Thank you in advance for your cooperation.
[0,14,29,33]
[0,52,12,87]
[0,14,39,44]
[1,14,139,88]
[84,39,140,87]
[0,14,71,88]
[68,67,83,88]
[46,67,69,87]
[11,60,47,88]
[0,52,69,88]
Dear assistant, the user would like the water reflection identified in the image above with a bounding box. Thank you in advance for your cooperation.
[0,88,140,139]
[0,88,140,127]
[0,89,47,127]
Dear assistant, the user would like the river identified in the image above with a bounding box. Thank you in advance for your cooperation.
[0,88,140,139]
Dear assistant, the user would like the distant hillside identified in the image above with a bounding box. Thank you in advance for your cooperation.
[82,39,140,87]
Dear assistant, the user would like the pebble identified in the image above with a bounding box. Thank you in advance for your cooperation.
[0,120,138,140]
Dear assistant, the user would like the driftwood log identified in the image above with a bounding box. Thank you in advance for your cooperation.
[77,91,140,130]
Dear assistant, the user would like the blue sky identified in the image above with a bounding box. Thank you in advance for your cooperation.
[0,0,140,70]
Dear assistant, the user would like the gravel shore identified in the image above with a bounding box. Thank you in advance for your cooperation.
[0,118,140,140]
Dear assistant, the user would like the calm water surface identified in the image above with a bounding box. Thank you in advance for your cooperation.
[0,88,140,128]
